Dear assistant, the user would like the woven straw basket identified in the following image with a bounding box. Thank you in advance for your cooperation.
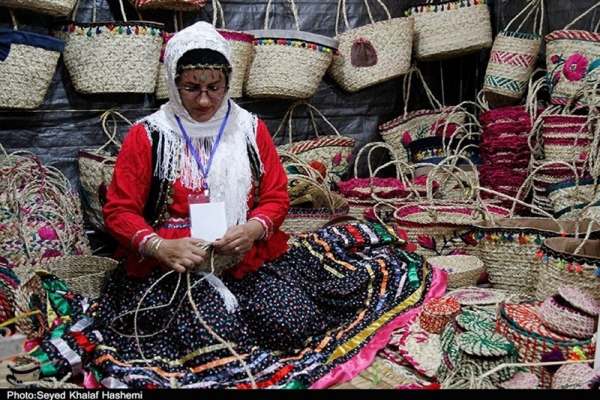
[128,0,207,11]
[539,294,596,339]
[0,13,64,109]
[536,236,600,301]
[407,0,493,61]
[545,2,600,106]
[541,114,592,162]
[328,0,413,92]
[426,255,483,289]
[78,110,131,231]
[547,177,600,219]
[54,0,163,94]
[245,0,337,99]
[155,31,172,100]
[2,0,77,16]
[496,302,595,388]
[483,0,543,101]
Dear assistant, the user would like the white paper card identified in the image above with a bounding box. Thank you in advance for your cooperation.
[190,202,227,242]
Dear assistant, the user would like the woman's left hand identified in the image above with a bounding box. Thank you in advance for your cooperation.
[213,220,264,257]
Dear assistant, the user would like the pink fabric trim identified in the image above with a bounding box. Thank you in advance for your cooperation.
[309,268,448,389]
[217,29,255,43]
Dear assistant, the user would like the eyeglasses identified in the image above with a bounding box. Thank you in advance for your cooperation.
[177,83,227,97]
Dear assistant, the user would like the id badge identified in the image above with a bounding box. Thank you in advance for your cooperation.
[189,192,227,243]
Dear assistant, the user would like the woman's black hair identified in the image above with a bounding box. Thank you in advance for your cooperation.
[175,48,232,85]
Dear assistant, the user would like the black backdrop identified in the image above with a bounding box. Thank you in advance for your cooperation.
[1,0,598,187]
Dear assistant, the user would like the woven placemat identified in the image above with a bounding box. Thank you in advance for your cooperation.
[457,331,515,357]
[456,310,496,335]
[558,286,600,316]
[498,372,540,389]
[446,287,508,306]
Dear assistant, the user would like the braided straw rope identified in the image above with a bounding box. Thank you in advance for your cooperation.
[328,0,413,92]
[55,0,163,94]
[129,0,207,11]
[245,0,333,99]
[545,1,600,107]
[78,109,131,230]
[411,0,493,61]
[2,0,77,16]
[0,10,62,109]
[483,0,543,100]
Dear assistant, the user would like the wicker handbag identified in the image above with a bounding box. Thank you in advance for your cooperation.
[283,174,349,234]
[275,102,356,184]
[483,0,543,102]
[78,110,131,231]
[211,0,255,99]
[379,67,467,157]
[0,12,64,109]
[54,0,163,94]
[328,0,413,92]
[547,176,600,219]
[545,2,600,107]
[541,114,593,163]
[128,0,207,11]
[406,0,493,61]
[245,0,337,99]
[1,0,77,17]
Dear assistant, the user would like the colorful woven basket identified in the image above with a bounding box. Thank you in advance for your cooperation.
[275,102,356,184]
[0,18,64,109]
[547,176,600,219]
[483,0,543,101]
[539,294,596,339]
[245,0,337,99]
[496,302,596,388]
[545,2,600,106]
[128,0,207,10]
[2,0,77,16]
[541,114,592,162]
[426,255,483,289]
[328,0,413,92]
[419,296,461,334]
[407,0,493,61]
[535,236,600,301]
[54,0,163,94]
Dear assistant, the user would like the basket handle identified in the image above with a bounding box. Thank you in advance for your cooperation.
[573,217,600,255]
[352,141,399,179]
[264,0,300,31]
[504,0,544,35]
[212,0,226,28]
[273,101,342,145]
[335,0,392,35]
[96,109,132,154]
[370,159,421,202]
[425,154,481,204]
[403,67,443,118]
[564,1,600,31]
[287,173,336,213]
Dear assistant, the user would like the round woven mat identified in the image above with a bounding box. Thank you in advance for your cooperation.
[456,310,496,334]
[446,287,508,306]
[457,331,514,357]
[498,372,540,389]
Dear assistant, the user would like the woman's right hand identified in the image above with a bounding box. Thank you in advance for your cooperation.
[150,237,207,273]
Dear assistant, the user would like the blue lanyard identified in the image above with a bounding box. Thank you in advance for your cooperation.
[175,100,231,191]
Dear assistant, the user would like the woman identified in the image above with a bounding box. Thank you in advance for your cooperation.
[12,22,443,389]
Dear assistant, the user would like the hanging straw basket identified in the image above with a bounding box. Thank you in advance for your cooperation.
[328,0,413,92]
[545,2,600,107]
[2,0,77,17]
[425,255,483,289]
[0,13,64,110]
[245,0,337,99]
[128,0,207,11]
[54,0,163,94]
[541,114,592,162]
[483,0,543,101]
[155,31,173,100]
[496,302,595,388]
[547,176,600,219]
[406,0,493,61]
[78,110,131,231]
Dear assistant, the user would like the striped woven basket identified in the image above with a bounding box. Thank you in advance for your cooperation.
[155,31,173,100]
[547,176,600,219]
[541,114,592,162]
[483,0,543,101]
[245,0,337,99]
[539,294,597,339]
[275,102,356,184]
[496,302,596,388]
[54,0,163,94]
[2,0,77,16]
[328,0,413,92]
[535,236,600,301]
[128,0,207,11]
[545,2,600,106]
[406,0,493,61]
[0,14,64,109]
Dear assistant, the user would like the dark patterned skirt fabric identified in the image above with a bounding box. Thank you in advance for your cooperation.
[29,222,440,389]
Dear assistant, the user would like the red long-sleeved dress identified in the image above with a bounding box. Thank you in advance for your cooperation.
[102,119,289,279]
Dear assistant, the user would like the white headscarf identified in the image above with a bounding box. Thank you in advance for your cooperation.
[139,21,261,229]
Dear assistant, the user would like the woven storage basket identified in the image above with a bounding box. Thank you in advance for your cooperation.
[419,296,461,334]
[379,68,467,157]
[483,0,543,101]
[155,31,173,100]
[545,2,600,106]
[496,302,595,388]
[541,114,592,162]
[547,176,600,219]
[128,0,207,11]
[2,0,77,16]
[426,255,483,289]
[407,0,493,61]
[54,0,163,94]
[0,18,64,109]
[245,0,337,99]
[539,294,596,339]
[78,110,131,231]
[14,272,48,339]
[275,102,356,184]
[328,0,413,92]
[535,236,600,301]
